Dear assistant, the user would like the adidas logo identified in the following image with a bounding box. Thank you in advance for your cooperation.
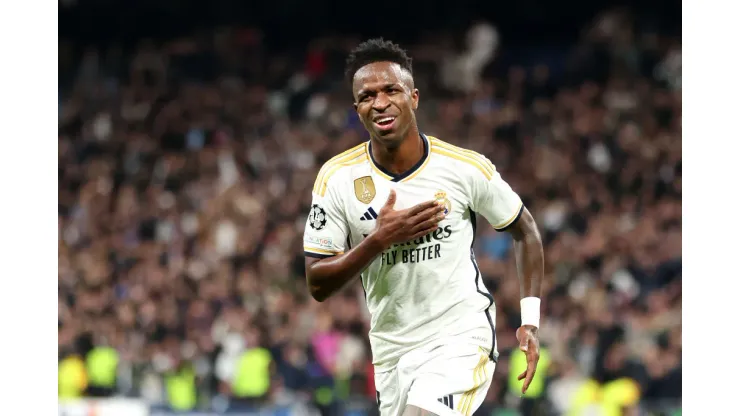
[360,207,378,221]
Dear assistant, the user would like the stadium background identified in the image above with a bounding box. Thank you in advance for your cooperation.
[58,0,681,415]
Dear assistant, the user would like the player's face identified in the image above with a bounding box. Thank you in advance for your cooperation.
[352,62,419,146]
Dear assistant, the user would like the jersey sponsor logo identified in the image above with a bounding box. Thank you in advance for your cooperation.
[305,235,333,249]
[359,207,378,221]
[434,190,452,216]
[361,225,452,246]
[354,176,376,204]
[308,204,328,230]
[377,225,454,266]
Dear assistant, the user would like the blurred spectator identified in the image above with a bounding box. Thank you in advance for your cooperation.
[440,22,500,94]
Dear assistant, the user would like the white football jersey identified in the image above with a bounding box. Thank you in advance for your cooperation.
[304,134,523,372]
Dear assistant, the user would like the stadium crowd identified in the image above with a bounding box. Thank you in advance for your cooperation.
[58,8,681,416]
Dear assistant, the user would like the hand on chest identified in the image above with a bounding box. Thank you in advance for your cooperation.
[348,175,465,236]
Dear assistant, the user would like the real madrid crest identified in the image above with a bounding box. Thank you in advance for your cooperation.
[435,190,452,216]
[354,176,376,204]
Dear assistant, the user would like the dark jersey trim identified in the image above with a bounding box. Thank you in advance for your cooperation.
[367,133,430,182]
[494,204,524,232]
[304,251,336,259]
[470,209,497,362]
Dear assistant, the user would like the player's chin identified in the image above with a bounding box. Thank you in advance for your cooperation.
[373,126,403,144]
[375,133,404,149]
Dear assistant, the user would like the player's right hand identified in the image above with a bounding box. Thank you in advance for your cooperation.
[373,189,446,247]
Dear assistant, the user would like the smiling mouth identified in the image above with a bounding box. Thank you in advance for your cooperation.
[373,116,397,130]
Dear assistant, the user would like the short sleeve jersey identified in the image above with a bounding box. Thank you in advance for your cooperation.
[303,134,523,371]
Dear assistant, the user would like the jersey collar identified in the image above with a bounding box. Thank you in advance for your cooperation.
[367,133,431,182]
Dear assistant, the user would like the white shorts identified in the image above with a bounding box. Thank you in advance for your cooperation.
[374,341,496,416]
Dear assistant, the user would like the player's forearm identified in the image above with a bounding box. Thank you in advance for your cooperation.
[509,207,544,299]
[513,234,544,299]
[306,233,386,302]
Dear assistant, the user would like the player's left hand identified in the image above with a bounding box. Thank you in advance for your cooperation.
[515,325,540,394]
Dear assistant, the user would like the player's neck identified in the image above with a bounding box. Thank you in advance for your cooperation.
[370,127,423,176]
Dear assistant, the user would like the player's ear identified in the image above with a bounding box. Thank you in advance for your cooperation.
[411,89,419,110]
[353,102,359,111]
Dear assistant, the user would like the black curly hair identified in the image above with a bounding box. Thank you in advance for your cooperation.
[344,38,413,87]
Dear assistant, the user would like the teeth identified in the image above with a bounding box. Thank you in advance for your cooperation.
[376,117,395,124]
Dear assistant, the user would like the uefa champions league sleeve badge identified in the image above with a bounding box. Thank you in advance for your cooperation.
[308,204,328,230]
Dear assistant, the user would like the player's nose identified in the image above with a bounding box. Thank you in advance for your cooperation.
[371,93,392,111]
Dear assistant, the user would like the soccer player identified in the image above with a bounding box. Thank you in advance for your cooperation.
[303,38,544,416]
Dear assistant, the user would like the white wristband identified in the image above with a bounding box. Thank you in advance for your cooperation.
[521,297,541,328]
